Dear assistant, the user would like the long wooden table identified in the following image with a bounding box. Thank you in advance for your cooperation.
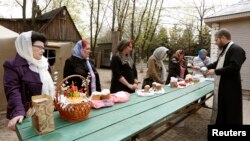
[16,80,214,141]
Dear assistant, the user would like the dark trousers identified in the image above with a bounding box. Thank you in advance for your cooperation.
[200,96,206,105]
[194,96,206,105]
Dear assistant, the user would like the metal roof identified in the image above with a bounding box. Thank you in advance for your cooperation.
[207,0,250,18]
[204,0,250,26]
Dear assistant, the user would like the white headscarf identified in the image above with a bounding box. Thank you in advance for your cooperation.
[15,31,55,98]
[153,46,169,81]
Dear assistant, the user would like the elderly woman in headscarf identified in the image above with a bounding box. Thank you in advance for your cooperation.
[193,49,210,73]
[142,47,169,88]
[110,39,139,93]
[63,39,101,95]
[192,49,210,107]
[165,49,189,84]
[3,31,55,131]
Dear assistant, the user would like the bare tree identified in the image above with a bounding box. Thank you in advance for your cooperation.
[31,0,37,30]
[47,0,85,36]
[87,0,111,57]
[149,0,164,42]
[134,0,149,43]
[15,0,27,30]
[140,0,154,60]
[111,0,116,32]
[49,0,69,9]
[32,0,51,30]
[193,0,213,47]
[93,0,100,57]
[130,0,135,40]
[88,0,94,53]
[116,0,130,39]
[15,0,52,31]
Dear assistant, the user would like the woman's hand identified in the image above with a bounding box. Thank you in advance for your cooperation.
[8,115,24,131]
[128,83,138,90]
[134,79,141,84]
[204,60,209,65]
[160,80,165,84]
[178,78,184,81]
[206,69,215,75]
[193,66,200,70]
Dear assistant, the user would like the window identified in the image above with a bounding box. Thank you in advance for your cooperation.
[44,49,56,66]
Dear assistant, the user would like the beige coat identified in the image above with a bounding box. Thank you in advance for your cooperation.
[145,55,163,83]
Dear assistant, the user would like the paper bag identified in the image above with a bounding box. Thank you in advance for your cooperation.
[30,95,55,135]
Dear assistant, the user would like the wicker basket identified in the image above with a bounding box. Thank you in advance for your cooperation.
[55,75,91,122]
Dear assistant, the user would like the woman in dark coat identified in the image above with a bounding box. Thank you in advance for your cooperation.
[110,40,139,93]
[165,49,188,84]
[3,31,55,131]
[64,40,101,95]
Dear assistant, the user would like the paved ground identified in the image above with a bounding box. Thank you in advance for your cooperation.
[0,64,249,141]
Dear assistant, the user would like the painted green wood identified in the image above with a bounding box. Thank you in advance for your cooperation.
[16,81,212,140]
[16,82,196,131]
[80,84,214,141]
[17,82,212,140]
[16,81,213,141]
[16,112,72,140]
[16,87,181,140]
[88,87,180,117]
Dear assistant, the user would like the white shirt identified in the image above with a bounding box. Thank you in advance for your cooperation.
[193,56,210,67]
[192,56,210,75]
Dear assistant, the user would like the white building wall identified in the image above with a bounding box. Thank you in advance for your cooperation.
[210,20,250,90]
[210,23,220,63]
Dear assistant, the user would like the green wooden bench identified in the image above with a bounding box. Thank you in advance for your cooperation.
[16,80,214,141]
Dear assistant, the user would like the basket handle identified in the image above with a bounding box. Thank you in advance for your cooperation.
[56,74,89,102]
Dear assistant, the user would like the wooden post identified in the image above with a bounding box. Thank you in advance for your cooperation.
[96,49,102,68]
[112,31,120,56]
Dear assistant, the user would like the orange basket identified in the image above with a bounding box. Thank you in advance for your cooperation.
[55,75,91,122]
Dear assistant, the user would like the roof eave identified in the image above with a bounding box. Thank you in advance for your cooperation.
[204,11,250,27]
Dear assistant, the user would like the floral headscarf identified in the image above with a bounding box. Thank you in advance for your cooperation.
[173,49,185,61]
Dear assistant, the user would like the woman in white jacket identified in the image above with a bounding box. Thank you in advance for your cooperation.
[193,49,210,75]
[192,49,210,108]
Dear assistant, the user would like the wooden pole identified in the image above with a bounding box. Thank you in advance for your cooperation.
[112,31,120,56]
[96,50,102,68]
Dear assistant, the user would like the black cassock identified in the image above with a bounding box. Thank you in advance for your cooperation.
[207,43,246,125]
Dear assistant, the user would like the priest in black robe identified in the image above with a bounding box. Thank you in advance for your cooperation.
[206,28,246,125]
